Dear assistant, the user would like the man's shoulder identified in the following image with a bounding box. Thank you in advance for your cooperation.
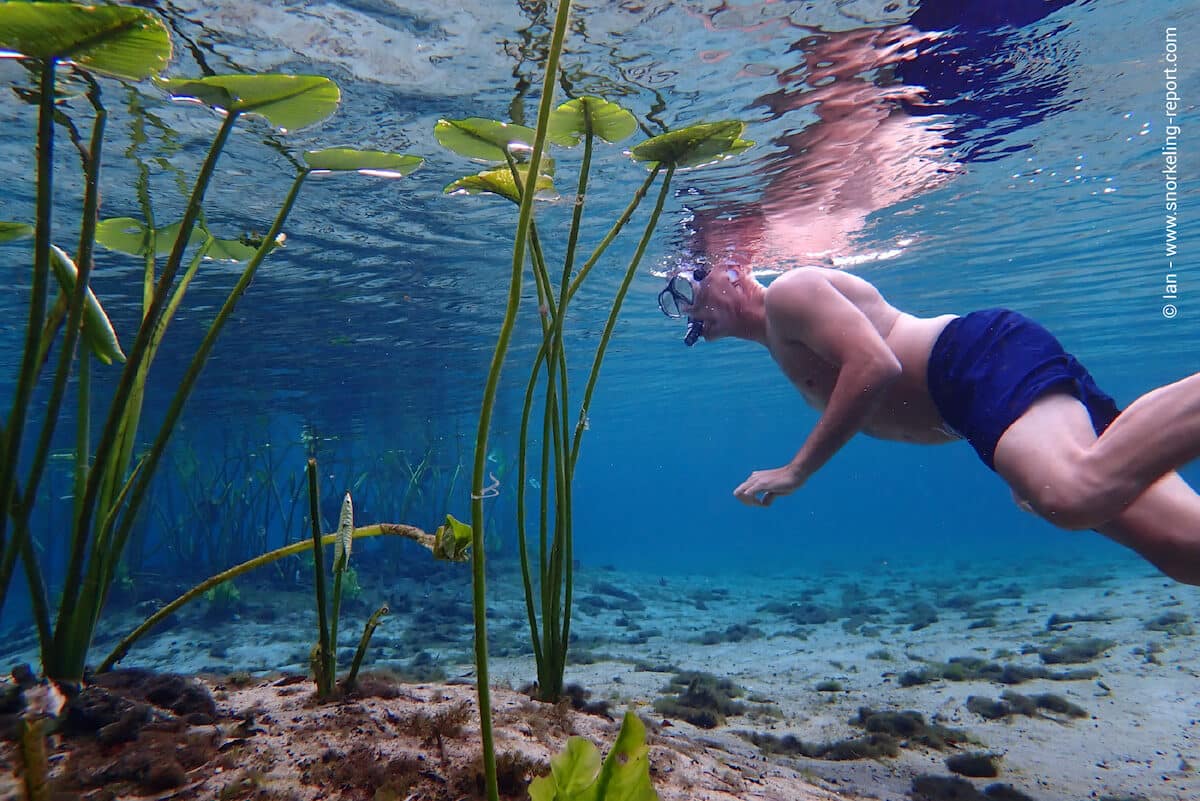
[764,266,829,301]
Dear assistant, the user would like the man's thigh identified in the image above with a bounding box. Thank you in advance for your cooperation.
[993,392,1097,519]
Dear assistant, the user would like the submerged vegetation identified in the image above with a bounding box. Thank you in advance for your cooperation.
[0,2,743,798]
[0,2,421,686]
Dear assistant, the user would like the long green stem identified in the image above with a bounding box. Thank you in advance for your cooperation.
[0,59,57,600]
[0,78,107,620]
[53,169,306,681]
[469,1,572,797]
[307,459,333,698]
[20,532,51,667]
[345,604,389,689]
[524,230,559,693]
[514,347,547,671]
[570,165,675,468]
[330,554,345,670]
[74,352,90,531]
[93,174,306,633]
[54,112,240,678]
[98,522,434,673]
[509,147,658,703]
[565,166,660,304]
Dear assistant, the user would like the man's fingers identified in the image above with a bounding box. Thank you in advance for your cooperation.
[734,481,769,507]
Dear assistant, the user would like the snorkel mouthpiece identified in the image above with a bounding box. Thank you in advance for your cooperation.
[684,318,704,346]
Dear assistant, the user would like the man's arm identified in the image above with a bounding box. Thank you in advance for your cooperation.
[734,270,901,505]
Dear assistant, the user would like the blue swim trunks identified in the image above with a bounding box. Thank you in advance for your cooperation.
[926,309,1121,470]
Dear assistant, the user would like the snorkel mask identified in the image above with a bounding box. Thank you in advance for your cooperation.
[657,267,708,346]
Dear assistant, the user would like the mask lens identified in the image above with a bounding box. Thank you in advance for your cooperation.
[658,275,694,318]
[672,275,695,307]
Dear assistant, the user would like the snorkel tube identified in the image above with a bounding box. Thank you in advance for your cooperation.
[684,318,704,346]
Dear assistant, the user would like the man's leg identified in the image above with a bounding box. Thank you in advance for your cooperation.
[1096,472,1200,585]
[996,376,1200,528]
[994,392,1200,584]
[1084,373,1200,512]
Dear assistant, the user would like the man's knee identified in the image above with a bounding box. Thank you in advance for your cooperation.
[1023,458,1118,530]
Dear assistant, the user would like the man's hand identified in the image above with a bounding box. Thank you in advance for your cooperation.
[734,465,805,507]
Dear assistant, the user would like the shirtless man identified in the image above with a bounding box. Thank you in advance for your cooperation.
[659,265,1200,585]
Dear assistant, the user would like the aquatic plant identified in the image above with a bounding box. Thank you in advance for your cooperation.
[529,710,658,801]
[96,494,471,673]
[138,428,304,583]
[437,0,752,746]
[201,579,241,619]
[305,460,393,699]
[0,3,421,684]
[434,3,750,794]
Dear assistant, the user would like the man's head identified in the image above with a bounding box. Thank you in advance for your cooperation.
[659,264,764,345]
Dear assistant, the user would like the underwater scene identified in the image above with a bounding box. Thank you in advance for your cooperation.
[0,0,1198,799]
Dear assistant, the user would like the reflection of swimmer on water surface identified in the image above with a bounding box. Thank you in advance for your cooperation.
[682,0,1083,271]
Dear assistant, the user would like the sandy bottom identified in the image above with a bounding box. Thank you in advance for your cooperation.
[2,549,1198,800]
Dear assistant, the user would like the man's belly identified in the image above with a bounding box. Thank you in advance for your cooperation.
[861,399,961,444]
[862,313,960,443]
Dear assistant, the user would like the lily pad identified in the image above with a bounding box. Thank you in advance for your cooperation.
[95,218,203,257]
[445,165,555,204]
[434,117,541,161]
[630,120,753,169]
[203,234,273,262]
[0,2,171,81]
[547,96,638,145]
[303,148,423,177]
[96,217,262,262]
[49,245,125,365]
[0,222,34,243]
[158,74,341,132]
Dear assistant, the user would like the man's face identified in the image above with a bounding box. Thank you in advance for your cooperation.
[685,267,744,341]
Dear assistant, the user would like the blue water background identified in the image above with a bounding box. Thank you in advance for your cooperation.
[0,0,1197,625]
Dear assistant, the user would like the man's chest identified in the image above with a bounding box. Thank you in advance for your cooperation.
[768,338,839,411]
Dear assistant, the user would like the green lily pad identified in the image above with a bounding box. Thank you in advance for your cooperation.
[445,166,555,204]
[303,148,423,177]
[203,233,279,262]
[434,117,540,161]
[630,120,754,169]
[49,245,125,365]
[96,217,260,262]
[0,222,34,243]
[0,2,171,81]
[157,74,341,132]
[95,218,203,257]
[547,96,638,145]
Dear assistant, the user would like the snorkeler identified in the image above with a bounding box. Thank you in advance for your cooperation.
[658,265,1200,585]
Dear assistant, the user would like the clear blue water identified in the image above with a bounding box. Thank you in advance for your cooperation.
[0,0,1197,638]
[5,4,1200,798]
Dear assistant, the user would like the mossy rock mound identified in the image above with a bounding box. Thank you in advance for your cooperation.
[851,707,969,750]
[652,671,746,728]
[1036,636,1116,664]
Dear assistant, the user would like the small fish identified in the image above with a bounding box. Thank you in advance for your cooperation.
[529,478,541,489]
